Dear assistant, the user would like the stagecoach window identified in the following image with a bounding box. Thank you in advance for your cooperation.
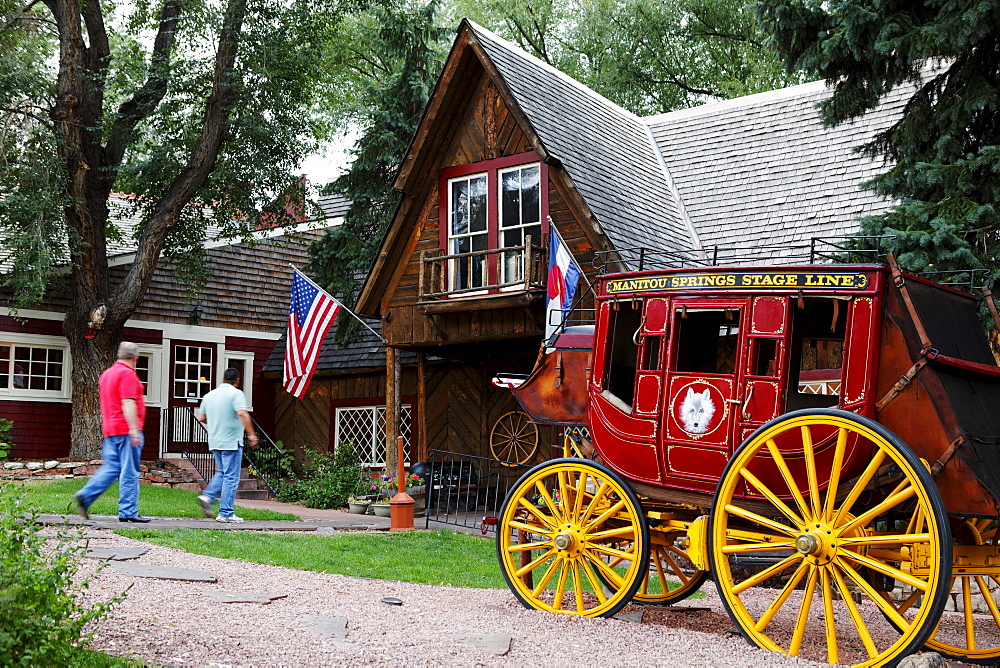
[640,336,661,371]
[674,309,739,374]
[787,298,847,408]
[752,338,778,376]
[604,301,642,406]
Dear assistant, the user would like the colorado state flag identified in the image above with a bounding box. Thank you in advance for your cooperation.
[545,227,582,342]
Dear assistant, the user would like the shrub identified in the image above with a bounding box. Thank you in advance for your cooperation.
[0,483,122,665]
[0,418,13,459]
[274,445,365,509]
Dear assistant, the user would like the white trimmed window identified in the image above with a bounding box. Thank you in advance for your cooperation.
[334,404,412,467]
[173,345,213,399]
[0,339,71,400]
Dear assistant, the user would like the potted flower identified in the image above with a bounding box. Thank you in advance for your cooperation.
[347,495,370,514]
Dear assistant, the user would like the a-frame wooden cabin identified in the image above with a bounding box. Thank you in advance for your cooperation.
[268,20,902,469]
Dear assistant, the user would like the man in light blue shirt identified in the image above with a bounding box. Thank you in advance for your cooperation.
[195,368,258,522]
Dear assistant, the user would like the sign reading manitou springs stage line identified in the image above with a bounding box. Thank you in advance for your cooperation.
[604,270,871,295]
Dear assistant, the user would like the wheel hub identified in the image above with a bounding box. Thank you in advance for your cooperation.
[796,523,839,565]
[795,533,821,555]
[553,524,582,555]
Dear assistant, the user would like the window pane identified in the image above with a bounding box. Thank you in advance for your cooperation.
[176,347,186,362]
[501,171,520,228]
[201,348,211,363]
[451,180,469,235]
[524,224,542,247]
[14,347,29,363]
[31,348,46,361]
[675,310,740,374]
[29,376,44,390]
[454,236,470,255]
[502,228,521,248]
[521,165,540,223]
[472,234,488,252]
[469,176,487,233]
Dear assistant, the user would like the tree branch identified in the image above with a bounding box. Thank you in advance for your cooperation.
[1,105,54,128]
[103,0,180,176]
[0,0,44,33]
[112,0,247,318]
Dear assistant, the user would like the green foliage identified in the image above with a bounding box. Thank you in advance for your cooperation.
[455,0,803,115]
[274,444,367,509]
[0,418,12,458]
[308,0,449,341]
[0,483,121,665]
[756,1,1000,283]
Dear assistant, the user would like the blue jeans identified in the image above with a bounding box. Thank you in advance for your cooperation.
[201,448,242,517]
[76,433,142,518]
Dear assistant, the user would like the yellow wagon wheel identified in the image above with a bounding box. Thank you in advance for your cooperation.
[490,411,539,466]
[596,534,708,605]
[708,409,952,667]
[496,458,649,617]
[922,517,1000,664]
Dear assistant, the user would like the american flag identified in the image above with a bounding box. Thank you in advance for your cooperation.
[283,270,341,398]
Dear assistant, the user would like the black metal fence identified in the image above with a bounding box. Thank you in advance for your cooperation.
[242,417,285,496]
[424,449,532,535]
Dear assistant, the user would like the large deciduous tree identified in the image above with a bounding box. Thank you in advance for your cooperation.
[0,0,347,457]
[756,0,1000,280]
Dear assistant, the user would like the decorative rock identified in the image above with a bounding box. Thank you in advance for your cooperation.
[25,462,42,470]
[205,591,288,604]
[447,633,512,656]
[89,459,103,465]
[306,616,348,639]
[146,474,166,483]
[43,460,59,469]
[83,547,150,560]
[897,653,947,668]
[110,562,217,582]
[61,462,87,468]
[172,483,201,492]
[4,462,21,469]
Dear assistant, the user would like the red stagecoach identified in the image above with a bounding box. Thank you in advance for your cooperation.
[493,239,1000,667]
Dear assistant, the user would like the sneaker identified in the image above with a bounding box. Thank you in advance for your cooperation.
[215,515,244,523]
[196,494,213,518]
[73,493,89,520]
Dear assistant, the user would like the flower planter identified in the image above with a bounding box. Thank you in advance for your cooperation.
[348,502,370,514]
[372,503,391,517]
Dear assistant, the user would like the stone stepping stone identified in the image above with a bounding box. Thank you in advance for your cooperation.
[613,611,645,623]
[83,546,149,560]
[305,615,348,639]
[110,562,217,582]
[447,633,512,656]
[205,591,288,604]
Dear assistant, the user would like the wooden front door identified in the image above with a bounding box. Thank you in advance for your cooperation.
[165,341,215,454]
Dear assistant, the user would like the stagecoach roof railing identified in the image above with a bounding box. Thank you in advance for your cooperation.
[592,236,899,273]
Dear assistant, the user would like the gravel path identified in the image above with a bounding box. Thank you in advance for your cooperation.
[78,530,825,667]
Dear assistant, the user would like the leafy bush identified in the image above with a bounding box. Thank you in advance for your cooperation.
[273,445,365,509]
[0,418,13,459]
[0,483,122,665]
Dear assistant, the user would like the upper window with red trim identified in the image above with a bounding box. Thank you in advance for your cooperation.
[439,152,548,294]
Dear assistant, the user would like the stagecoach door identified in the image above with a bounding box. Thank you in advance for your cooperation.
[736,296,790,442]
[164,341,215,454]
[662,299,748,487]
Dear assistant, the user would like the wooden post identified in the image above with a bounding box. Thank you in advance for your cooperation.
[389,435,414,531]
[385,345,398,473]
[417,351,427,462]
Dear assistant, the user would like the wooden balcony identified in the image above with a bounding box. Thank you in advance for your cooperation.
[418,236,547,314]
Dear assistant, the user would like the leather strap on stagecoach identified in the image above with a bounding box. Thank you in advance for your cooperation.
[888,254,935,352]
[875,357,929,411]
[930,434,966,476]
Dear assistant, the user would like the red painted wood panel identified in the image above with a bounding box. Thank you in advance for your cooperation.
[123,327,162,345]
[0,315,63,337]
[0,401,72,459]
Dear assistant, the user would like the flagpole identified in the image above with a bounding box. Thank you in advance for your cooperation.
[288,265,388,344]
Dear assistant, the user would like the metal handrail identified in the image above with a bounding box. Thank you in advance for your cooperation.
[242,418,285,496]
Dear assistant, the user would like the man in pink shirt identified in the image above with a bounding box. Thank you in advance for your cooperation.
[73,341,151,522]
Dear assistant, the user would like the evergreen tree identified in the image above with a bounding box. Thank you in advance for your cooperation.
[756,1,1000,282]
[308,0,447,341]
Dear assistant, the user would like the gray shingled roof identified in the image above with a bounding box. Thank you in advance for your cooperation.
[470,22,696,254]
[263,317,403,375]
[646,81,908,260]
[317,193,350,219]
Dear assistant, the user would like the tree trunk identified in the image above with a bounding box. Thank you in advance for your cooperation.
[65,317,121,460]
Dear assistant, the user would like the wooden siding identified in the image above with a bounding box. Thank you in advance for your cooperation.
[1,402,159,461]
[0,315,64,337]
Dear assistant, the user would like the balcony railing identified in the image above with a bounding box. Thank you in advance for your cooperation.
[419,236,547,300]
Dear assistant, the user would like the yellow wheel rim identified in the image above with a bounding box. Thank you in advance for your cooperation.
[924,518,1000,663]
[709,411,951,667]
[496,458,648,617]
[490,411,539,466]
[600,536,708,604]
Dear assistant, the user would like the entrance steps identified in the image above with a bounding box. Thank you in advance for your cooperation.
[172,459,272,500]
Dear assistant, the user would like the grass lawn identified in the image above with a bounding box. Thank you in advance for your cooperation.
[10,478,298,520]
[116,528,508,588]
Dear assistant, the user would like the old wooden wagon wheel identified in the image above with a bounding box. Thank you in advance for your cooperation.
[496,458,649,617]
[920,517,1000,664]
[708,410,951,667]
[490,410,539,466]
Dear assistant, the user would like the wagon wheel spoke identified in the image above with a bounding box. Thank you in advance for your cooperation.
[738,467,804,528]
[800,425,822,521]
[820,566,839,665]
[490,411,538,466]
[765,439,811,521]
